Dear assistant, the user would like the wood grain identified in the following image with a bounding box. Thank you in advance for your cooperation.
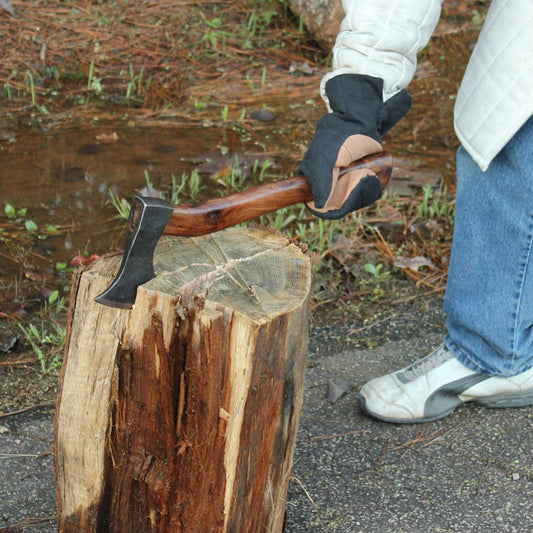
[54,228,311,532]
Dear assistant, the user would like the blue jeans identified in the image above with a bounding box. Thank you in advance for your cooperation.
[445,116,533,377]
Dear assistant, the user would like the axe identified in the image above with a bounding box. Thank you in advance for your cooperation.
[95,151,392,308]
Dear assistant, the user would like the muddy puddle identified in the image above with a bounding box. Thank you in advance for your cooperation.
[0,122,292,283]
[0,113,454,303]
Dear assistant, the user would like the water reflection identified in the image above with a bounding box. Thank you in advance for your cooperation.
[0,125,270,277]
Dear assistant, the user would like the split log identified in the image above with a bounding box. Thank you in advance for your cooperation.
[54,227,311,533]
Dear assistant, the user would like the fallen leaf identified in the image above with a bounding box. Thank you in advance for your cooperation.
[289,61,317,75]
[326,379,351,403]
[96,132,118,143]
[212,165,232,180]
[393,255,436,272]
[70,253,100,267]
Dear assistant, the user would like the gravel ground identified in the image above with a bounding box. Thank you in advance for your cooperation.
[1,299,532,532]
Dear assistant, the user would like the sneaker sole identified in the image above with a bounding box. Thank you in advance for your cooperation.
[476,390,533,408]
[357,394,457,424]
[358,391,533,424]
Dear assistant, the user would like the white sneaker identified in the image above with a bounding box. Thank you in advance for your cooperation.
[358,344,533,423]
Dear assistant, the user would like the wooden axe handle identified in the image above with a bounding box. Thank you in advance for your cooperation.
[164,151,392,237]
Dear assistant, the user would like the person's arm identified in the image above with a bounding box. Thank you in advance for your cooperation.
[323,0,443,103]
[301,0,442,219]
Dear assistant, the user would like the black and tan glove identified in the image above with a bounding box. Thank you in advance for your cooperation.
[299,74,412,219]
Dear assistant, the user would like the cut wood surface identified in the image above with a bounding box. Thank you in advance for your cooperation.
[54,227,312,532]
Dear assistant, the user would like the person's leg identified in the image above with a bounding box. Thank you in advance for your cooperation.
[358,117,533,423]
[445,116,533,376]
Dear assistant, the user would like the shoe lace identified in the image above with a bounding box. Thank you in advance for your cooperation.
[402,344,453,381]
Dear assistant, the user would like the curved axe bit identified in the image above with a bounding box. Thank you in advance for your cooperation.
[94,196,174,308]
[95,151,393,308]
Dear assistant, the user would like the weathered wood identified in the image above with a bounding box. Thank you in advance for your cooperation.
[54,227,311,532]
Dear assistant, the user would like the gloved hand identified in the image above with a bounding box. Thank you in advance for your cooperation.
[299,74,412,219]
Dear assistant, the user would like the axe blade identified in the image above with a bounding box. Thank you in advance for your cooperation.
[94,196,174,309]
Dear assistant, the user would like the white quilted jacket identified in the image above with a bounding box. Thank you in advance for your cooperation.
[323,0,533,170]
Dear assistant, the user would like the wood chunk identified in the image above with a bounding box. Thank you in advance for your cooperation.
[54,227,311,532]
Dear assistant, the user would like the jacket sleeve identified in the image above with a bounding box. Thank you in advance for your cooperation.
[321,0,443,105]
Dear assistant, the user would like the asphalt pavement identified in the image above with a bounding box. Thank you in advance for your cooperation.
[1,298,532,532]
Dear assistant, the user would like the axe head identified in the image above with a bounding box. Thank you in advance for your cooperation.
[94,196,173,308]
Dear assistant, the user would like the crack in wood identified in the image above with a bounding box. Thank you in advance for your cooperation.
[170,240,290,316]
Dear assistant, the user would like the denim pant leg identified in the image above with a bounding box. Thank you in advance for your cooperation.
[444,116,533,376]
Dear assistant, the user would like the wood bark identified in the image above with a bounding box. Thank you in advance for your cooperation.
[54,227,311,533]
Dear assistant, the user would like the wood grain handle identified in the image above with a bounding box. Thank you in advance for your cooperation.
[163,151,392,237]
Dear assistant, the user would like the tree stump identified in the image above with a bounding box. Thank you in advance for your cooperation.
[54,227,311,533]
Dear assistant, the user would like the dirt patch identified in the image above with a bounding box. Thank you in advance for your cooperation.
[0,364,59,411]
[1,0,323,133]
[0,1,487,412]
[0,319,61,411]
